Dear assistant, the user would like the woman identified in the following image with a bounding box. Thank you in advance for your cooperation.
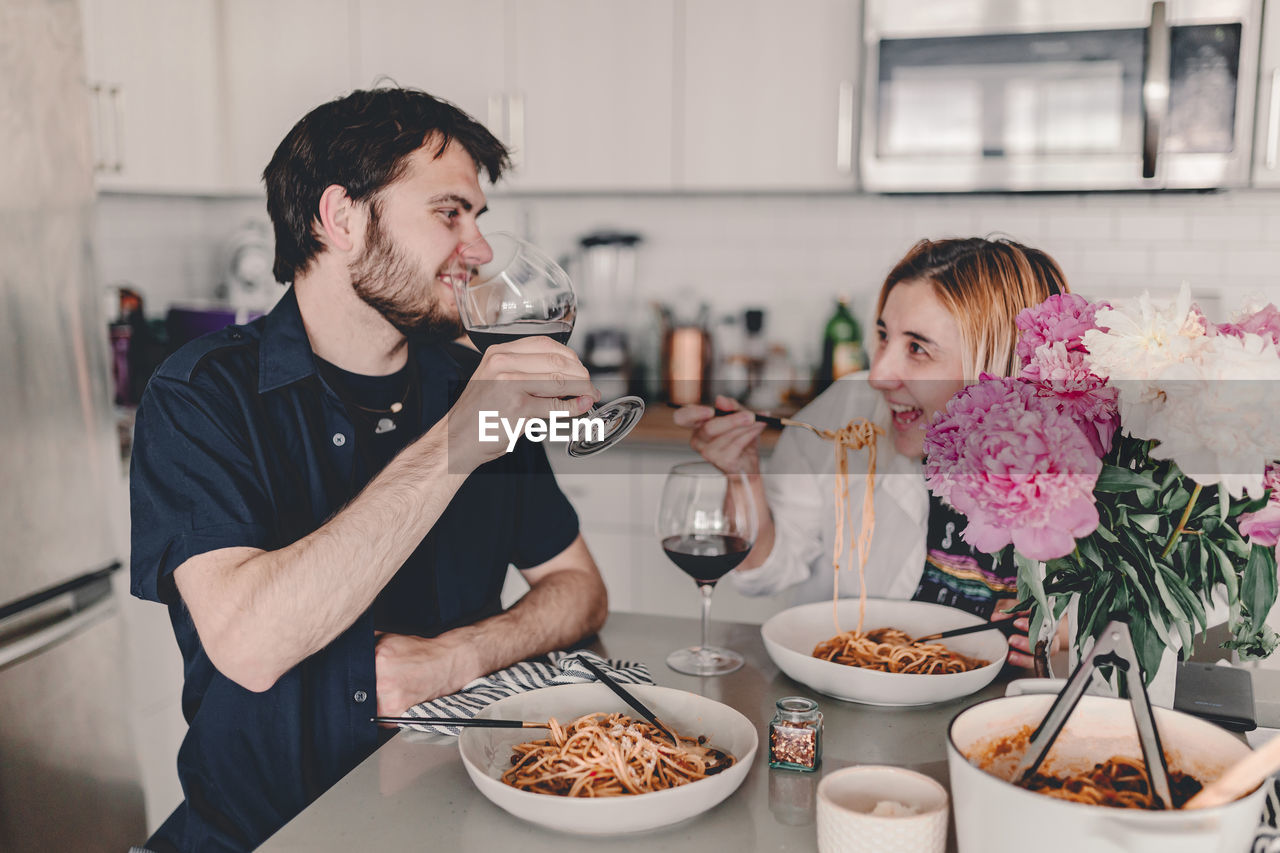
[676,237,1069,667]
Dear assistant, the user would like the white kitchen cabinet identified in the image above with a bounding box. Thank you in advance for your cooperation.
[505,0,676,191]
[353,0,507,139]
[1255,0,1280,186]
[222,0,355,193]
[79,0,221,193]
[355,0,675,191]
[679,0,861,190]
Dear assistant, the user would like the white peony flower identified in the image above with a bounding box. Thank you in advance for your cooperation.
[1083,283,1209,382]
[1140,332,1280,497]
[1082,284,1280,497]
[1083,283,1211,444]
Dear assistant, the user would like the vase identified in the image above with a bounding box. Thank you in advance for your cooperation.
[1062,597,1179,709]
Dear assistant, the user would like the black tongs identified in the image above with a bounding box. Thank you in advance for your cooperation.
[1011,619,1174,809]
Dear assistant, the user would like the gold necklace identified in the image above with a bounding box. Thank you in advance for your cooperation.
[321,359,414,415]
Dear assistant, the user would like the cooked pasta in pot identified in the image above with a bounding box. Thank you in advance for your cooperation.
[1021,756,1203,809]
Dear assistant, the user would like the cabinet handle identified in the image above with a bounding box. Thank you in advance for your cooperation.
[88,83,108,172]
[107,85,124,173]
[508,91,525,170]
[1140,1,1170,180]
[836,80,855,174]
[1267,69,1280,170]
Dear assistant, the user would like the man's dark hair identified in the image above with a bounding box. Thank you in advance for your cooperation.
[264,87,510,284]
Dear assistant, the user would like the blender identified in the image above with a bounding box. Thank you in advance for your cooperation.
[572,230,643,401]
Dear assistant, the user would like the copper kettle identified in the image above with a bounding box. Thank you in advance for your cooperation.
[657,304,711,405]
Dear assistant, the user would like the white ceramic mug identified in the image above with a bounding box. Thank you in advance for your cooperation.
[816,765,948,853]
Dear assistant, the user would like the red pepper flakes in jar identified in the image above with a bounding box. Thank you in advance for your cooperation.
[768,696,822,771]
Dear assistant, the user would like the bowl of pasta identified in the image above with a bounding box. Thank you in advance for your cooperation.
[947,693,1267,853]
[761,598,1006,706]
[457,683,758,834]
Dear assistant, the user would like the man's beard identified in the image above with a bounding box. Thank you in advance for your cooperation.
[349,208,463,342]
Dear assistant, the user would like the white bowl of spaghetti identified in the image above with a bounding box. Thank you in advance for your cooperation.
[947,693,1267,853]
[457,683,757,835]
[761,598,1006,706]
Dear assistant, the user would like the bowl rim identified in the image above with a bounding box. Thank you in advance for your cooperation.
[762,598,1007,683]
[459,683,759,806]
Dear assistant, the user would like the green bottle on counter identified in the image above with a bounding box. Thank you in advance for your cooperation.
[816,297,864,393]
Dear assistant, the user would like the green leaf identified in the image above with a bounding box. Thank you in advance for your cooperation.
[1095,522,1120,544]
[1243,544,1279,633]
[1076,535,1104,569]
[1128,514,1162,534]
[1152,566,1189,626]
[1128,615,1171,687]
[1196,540,1211,589]
[1162,486,1191,514]
[1219,485,1231,522]
[1078,584,1115,651]
[1207,538,1242,613]
[1095,465,1160,493]
[1114,557,1171,645]
[1015,551,1050,646]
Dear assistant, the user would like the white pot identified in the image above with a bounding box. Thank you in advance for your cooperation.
[947,694,1267,853]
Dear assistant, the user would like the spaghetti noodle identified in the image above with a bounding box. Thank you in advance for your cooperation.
[1021,756,1203,809]
[813,626,988,674]
[810,416,989,675]
[501,712,734,797]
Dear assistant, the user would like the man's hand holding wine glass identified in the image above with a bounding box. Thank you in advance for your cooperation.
[446,336,600,469]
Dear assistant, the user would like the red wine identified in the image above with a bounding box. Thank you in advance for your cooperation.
[467,320,573,353]
[661,534,752,586]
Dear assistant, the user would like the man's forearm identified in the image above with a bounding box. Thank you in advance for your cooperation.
[182,420,469,691]
[450,567,609,684]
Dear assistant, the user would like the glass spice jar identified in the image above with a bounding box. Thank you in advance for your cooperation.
[768,696,822,771]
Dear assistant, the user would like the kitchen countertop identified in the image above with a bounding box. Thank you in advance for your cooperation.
[259,611,1008,852]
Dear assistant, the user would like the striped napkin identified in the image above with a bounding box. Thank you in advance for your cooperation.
[397,650,653,735]
[1253,781,1280,852]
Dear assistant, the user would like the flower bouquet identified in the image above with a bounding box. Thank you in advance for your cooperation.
[924,286,1280,683]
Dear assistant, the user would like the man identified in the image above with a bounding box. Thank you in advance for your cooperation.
[129,88,608,852]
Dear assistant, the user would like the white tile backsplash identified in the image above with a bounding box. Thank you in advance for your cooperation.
[95,187,1280,372]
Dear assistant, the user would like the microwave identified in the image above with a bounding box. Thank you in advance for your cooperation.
[860,0,1262,192]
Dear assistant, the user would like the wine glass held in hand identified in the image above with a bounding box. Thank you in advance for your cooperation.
[451,232,644,457]
[656,461,759,676]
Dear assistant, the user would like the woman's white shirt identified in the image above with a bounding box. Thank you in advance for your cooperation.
[729,372,930,606]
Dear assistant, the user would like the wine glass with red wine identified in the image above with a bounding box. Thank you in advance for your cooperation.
[655,461,758,676]
[451,232,644,457]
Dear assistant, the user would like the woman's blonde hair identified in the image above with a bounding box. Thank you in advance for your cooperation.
[874,237,1069,380]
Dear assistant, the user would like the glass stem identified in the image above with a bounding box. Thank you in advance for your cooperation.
[698,583,714,654]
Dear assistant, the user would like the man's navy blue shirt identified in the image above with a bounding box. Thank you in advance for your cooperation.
[129,287,579,852]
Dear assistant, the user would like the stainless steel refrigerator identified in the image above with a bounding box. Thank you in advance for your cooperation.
[0,0,148,849]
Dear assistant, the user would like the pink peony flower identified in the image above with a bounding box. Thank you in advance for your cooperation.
[924,376,1102,562]
[1217,304,1280,348]
[1239,504,1280,547]
[1020,342,1120,457]
[1240,464,1280,547]
[1015,293,1102,368]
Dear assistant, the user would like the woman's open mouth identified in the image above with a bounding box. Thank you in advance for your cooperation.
[887,401,923,431]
